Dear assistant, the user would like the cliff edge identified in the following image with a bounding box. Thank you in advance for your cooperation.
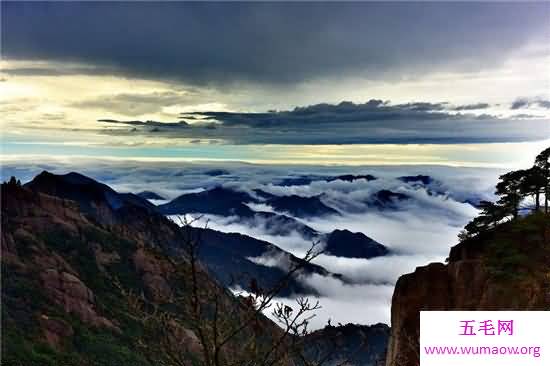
[385,213,550,366]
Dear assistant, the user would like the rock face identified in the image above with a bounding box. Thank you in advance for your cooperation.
[40,269,118,330]
[385,215,550,366]
[133,248,174,302]
[1,180,221,365]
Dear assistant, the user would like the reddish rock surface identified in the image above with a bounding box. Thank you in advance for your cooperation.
[133,248,175,302]
[40,268,119,331]
[39,314,74,350]
[385,232,549,366]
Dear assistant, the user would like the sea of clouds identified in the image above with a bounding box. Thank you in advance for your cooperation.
[2,157,505,328]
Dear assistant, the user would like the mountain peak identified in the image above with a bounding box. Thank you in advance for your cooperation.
[158,186,256,216]
[136,190,166,201]
[267,194,340,218]
[25,171,158,221]
[324,229,389,259]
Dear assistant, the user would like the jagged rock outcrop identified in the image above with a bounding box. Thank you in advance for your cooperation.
[385,214,550,366]
[133,248,175,302]
[1,181,215,365]
[40,268,119,330]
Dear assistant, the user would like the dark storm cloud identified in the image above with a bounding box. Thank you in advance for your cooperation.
[511,98,530,110]
[511,97,550,110]
[2,2,546,86]
[452,103,490,111]
[99,100,550,144]
[1,64,117,77]
[183,101,457,127]
[98,119,189,128]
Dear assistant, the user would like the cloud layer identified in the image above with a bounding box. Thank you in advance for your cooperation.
[3,2,547,86]
[99,100,550,144]
[1,158,508,327]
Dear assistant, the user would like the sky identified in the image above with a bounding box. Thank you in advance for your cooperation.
[1,1,550,166]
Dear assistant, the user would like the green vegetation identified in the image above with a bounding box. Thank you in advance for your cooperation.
[72,326,152,366]
[2,222,182,365]
[484,213,547,280]
[459,147,550,240]
[457,147,550,297]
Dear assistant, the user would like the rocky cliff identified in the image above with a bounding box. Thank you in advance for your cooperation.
[1,180,278,365]
[385,213,550,366]
[2,175,389,366]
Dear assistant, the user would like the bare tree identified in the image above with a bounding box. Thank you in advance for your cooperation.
[175,214,326,366]
[116,214,349,366]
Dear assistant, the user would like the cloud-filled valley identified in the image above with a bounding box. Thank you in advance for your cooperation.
[160,170,483,327]
[1,158,504,328]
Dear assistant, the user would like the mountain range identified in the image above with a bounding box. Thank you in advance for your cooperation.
[22,172,358,296]
[2,173,390,366]
[5,169,545,366]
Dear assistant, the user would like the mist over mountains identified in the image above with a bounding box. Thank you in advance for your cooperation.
[1,159,499,328]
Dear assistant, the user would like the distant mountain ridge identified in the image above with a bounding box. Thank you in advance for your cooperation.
[397,175,433,185]
[276,174,378,186]
[136,190,166,200]
[159,186,341,218]
[157,186,395,262]
[159,186,255,216]
[23,171,344,295]
[323,229,389,259]
[267,194,341,218]
[368,190,410,210]
[26,171,159,219]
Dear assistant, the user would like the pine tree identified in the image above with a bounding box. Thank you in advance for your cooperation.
[534,148,550,213]
[495,170,525,219]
